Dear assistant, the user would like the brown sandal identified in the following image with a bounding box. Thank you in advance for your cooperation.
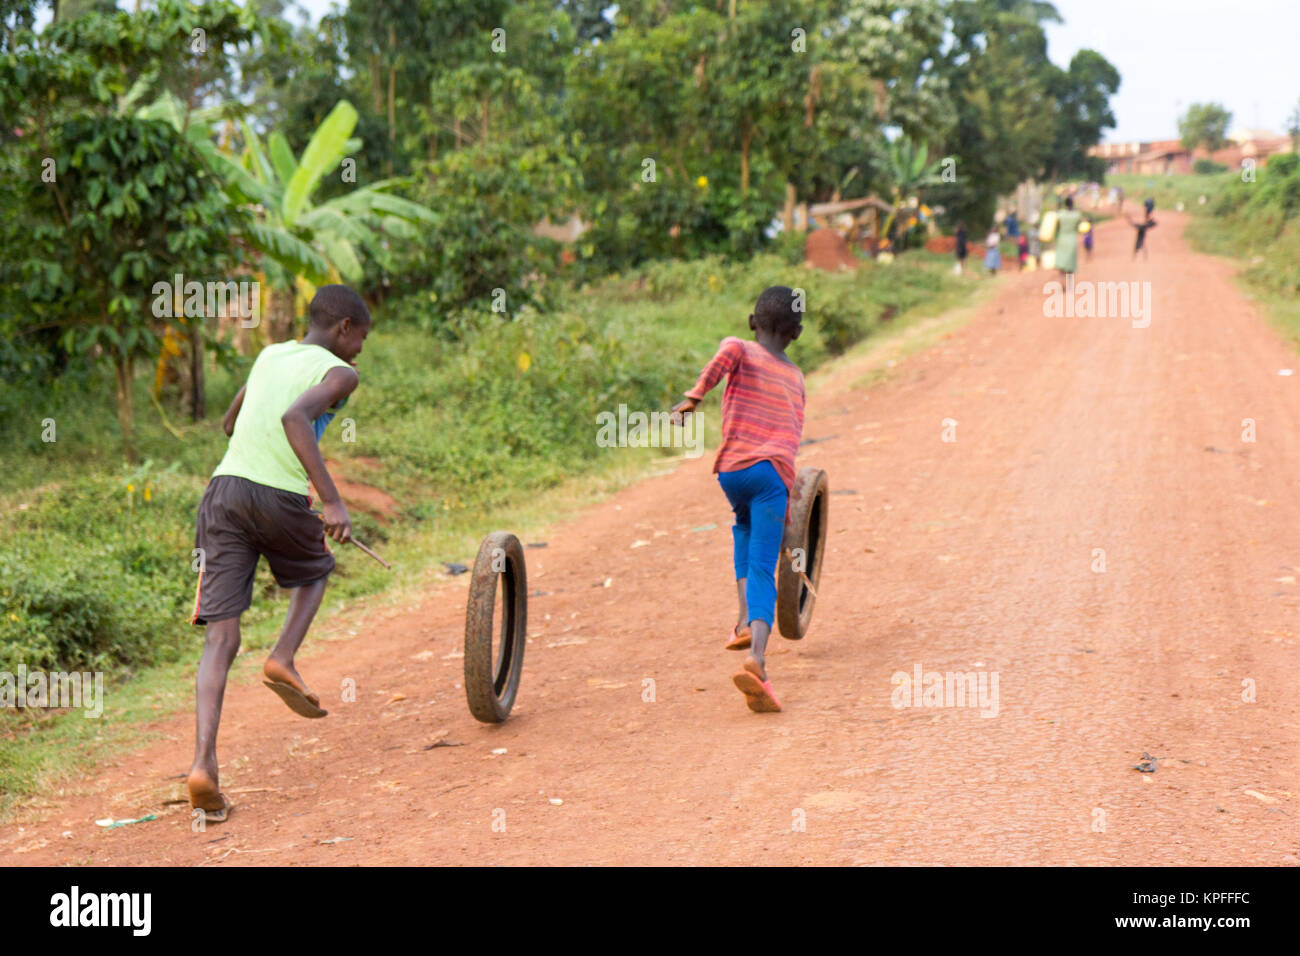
[725,625,752,650]
[263,680,328,718]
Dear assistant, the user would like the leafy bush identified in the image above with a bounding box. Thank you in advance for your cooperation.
[0,471,200,673]
[1177,152,1300,341]
[1204,152,1300,246]
[1194,159,1228,175]
[384,135,579,326]
[771,229,808,266]
[576,173,775,275]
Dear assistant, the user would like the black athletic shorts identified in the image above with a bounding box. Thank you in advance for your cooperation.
[190,475,334,625]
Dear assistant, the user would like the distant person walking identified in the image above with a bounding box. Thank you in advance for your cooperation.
[955,221,968,275]
[1054,197,1082,278]
[1082,215,1094,262]
[984,225,1001,275]
[1126,210,1157,260]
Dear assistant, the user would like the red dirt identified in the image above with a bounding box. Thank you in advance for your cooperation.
[315,460,398,522]
[925,235,957,254]
[342,456,385,473]
[5,213,1299,865]
[804,227,859,271]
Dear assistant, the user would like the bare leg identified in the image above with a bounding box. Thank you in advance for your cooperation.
[263,577,327,705]
[189,618,241,803]
[746,620,771,679]
[735,580,747,631]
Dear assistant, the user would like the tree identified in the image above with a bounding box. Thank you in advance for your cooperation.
[338,0,573,176]
[1179,102,1233,154]
[929,0,1074,226]
[1045,49,1120,180]
[1,0,40,49]
[0,1,261,460]
[52,0,117,22]
[833,0,954,143]
[562,5,721,267]
[1286,98,1300,153]
[703,0,819,198]
[400,53,580,317]
[557,0,615,44]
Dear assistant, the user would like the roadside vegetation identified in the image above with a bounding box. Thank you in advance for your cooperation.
[1109,157,1300,345]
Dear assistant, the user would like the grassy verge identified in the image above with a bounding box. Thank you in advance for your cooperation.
[1108,163,1300,348]
[0,247,984,814]
[1106,171,1240,216]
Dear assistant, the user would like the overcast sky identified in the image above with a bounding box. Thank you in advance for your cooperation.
[1043,0,1300,141]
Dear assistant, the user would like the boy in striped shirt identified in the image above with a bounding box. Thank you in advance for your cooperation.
[672,286,805,712]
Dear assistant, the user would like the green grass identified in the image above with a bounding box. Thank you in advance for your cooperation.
[0,248,974,814]
[1106,171,1241,215]
[1189,215,1300,347]
[1121,159,1300,348]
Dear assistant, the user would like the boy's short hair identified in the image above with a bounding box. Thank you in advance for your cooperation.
[308,284,371,330]
[753,285,801,336]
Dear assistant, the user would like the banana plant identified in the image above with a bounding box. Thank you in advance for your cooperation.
[138,93,436,333]
[876,137,946,248]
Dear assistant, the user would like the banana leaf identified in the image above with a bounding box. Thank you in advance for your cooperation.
[244,221,331,286]
[283,100,359,225]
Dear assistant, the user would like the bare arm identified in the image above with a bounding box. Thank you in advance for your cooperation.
[281,366,360,541]
[222,385,246,437]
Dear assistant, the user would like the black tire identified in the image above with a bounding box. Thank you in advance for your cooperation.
[464,531,527,722]
[776,467,829,640]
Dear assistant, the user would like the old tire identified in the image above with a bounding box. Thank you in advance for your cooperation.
[776,467,828,640]
[464,531,527,722]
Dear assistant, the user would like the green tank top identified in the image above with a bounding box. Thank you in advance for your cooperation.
[212,341,353,495]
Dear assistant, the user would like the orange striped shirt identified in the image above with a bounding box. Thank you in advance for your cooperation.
[685,337,805,491]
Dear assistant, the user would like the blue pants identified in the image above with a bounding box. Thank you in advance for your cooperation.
[717,461,788,627]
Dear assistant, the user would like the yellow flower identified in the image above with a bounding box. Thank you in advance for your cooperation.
[126,483,134,493]
[696,176,708,189]
[517,351,532,373]
[144,486,152,502]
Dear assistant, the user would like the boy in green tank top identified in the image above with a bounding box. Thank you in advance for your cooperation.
[188,285,370,822]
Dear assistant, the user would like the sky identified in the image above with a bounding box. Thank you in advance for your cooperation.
[1043,0,1300,142]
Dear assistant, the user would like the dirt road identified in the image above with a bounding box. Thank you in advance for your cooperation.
[5,213,1299,865]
